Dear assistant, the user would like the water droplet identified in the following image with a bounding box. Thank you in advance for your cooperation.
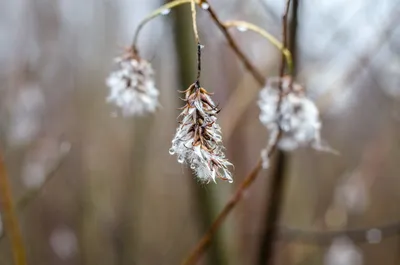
[366,228,382,244]
[237,26,248,32]
[201,2,209,10]
[169,148,175,155]
[161,8,171,15]
[178,156,185,163]
[59,142,71,154]
[50,226,78,260]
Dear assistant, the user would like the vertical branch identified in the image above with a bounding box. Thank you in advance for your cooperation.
[190,0,202,87]
[0,155,27,265]
[257,1,293,264]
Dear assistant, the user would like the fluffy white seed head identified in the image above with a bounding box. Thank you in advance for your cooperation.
[105,49,159,117]
[258,76,327,151]
[170,84,233,184]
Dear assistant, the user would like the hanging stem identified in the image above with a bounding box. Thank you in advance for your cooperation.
[0,154,27,265]
[132,0,200,51]
[190,0,202,87]
[223,20,294,75]
[132,0,266,86]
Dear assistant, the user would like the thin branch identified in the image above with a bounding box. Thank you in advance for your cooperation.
[0,154,27,265]
[0,153,68,241]
[258,2,292,265]
[16,155,67,210]
[132,0,200,52]
[132,0,266,86]
[223,20,293,75]
[190,0,202,87]
[181,135,281,265]
[201,0,265,85]
[279,220,400,245]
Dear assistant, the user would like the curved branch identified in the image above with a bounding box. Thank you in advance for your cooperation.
[223,20,294,75]
[132,0,200,51]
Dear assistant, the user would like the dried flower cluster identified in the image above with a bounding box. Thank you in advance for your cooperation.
[170,84,233,183]
[258,76,327,152]
[106,48,159,116]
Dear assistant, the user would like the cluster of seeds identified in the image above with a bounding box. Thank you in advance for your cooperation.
[258,76,334,167]
[170,84,233,183]
[106,48,159,117]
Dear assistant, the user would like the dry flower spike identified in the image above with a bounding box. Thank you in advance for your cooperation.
[170,83,233,184]
[105,48,160,117]
[258,76,336,162]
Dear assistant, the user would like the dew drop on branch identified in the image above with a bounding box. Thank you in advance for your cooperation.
[237,26,248,32]
[201,2,210,10]
[161,8,171,15]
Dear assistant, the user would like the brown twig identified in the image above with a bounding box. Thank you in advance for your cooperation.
[190,0,202,89]
[201,0,265,86]
[0,154,27,265]
[181,133,281,264]
[0,153,68,242]
[257,1,292,265]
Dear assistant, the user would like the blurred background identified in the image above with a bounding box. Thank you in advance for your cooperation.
[0,0,400,264]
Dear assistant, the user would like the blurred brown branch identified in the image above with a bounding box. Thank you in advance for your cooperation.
[201,0,265,86]
[181,147,279,265]
[0,152,68,242]
[0,154,27,265]
[16,155,67,210]
[257,1,292,264]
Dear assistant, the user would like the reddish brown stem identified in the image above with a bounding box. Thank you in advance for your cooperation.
[257,1,292,264]
[202,0,265,86]
[0,154,27,265]
[181,133,281,265]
